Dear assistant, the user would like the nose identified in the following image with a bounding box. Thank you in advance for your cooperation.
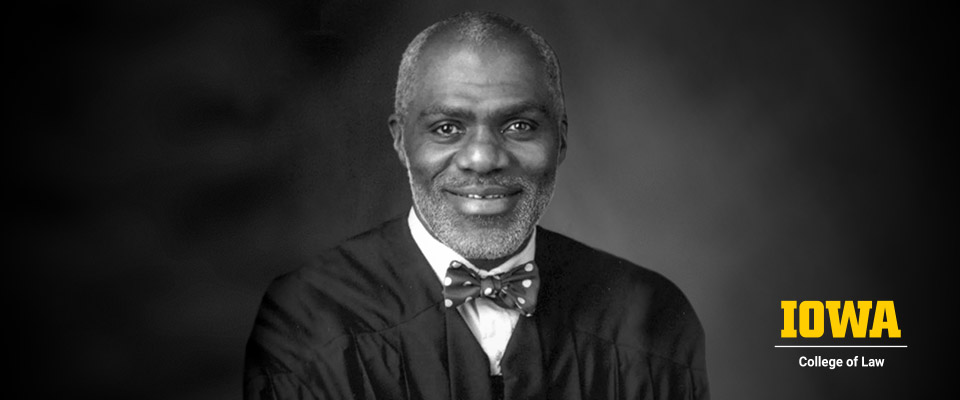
[453,126,508,174]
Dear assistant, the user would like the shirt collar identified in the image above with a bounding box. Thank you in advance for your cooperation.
[407,207,537,282]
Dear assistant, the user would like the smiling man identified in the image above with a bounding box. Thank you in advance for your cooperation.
[245,12,708,400]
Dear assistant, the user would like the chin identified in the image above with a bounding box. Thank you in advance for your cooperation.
[444,226,529,260]
[413,193,538,259]
[406,168,556,259]
[422,201,522,254]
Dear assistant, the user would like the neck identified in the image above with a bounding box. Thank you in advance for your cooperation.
[468,233,533,271]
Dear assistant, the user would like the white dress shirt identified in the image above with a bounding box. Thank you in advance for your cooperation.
[407,208,536,376]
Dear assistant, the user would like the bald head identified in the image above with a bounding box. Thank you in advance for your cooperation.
[393,12,565,122]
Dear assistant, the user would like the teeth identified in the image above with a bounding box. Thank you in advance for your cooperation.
[464,193,506,199]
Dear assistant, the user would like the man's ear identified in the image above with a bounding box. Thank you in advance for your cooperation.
[557,115,568,165]
[388,114,408,167]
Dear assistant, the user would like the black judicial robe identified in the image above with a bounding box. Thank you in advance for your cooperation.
[244,217,709,400]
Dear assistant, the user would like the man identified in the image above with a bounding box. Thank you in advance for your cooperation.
[245,11,708,400]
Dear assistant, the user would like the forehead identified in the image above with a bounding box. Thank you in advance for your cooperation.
[410,35,552,115]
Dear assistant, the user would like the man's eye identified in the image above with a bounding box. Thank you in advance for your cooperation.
[432,124,462,136]
[504,121,536,133]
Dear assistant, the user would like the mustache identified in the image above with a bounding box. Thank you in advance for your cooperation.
[433,174,533,188]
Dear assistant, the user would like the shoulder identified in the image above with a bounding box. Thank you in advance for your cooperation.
[245,217,432,391]
[267,217,403,302]
[537,227,706,368]
[537,226,692,309]
[255,216,432,340]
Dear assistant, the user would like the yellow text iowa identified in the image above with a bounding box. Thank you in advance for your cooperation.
[780,300,901,338]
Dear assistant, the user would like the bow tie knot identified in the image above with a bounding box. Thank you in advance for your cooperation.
[442,260,540,316]
[479,275,503,297]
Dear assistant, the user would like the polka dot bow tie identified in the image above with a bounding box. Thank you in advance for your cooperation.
[442,260,540,317]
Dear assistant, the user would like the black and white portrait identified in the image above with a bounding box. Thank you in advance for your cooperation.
[17,1,945,399]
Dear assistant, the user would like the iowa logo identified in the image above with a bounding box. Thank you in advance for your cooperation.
[781,301,901,338]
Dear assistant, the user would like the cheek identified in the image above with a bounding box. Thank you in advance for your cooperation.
[404,142,453,179]
[511,142,559,174]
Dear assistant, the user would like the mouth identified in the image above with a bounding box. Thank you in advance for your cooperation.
[442,185,522,215]
[444,185,521,199]
[451,192,512,199]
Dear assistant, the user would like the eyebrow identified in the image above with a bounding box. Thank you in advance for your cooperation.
[417,101,551,121]
[496,101,551,119]
[418,104,474,120]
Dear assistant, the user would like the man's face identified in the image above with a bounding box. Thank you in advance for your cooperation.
[390,35,567,260]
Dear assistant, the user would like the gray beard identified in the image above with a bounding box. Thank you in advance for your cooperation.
[407,168,555,260]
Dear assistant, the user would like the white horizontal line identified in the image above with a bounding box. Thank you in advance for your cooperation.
[774,345,907,348]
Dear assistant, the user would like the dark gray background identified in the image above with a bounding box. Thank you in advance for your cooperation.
[15,0,948,399]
